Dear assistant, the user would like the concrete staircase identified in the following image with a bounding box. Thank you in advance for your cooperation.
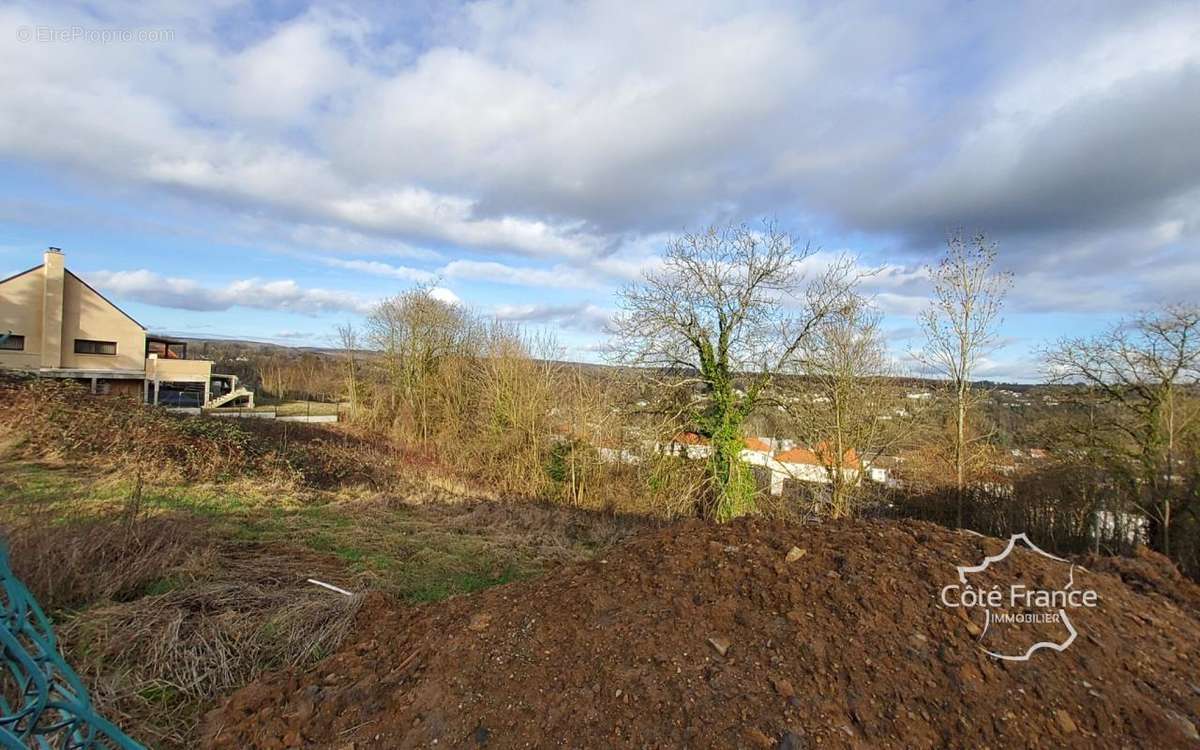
[206,387,255,409]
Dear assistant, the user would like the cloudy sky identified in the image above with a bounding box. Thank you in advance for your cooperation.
[1,1,1197,379]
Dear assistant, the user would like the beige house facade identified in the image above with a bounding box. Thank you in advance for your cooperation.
[0,248,253,407]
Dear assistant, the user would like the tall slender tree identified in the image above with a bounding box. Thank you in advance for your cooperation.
[917,231,1011,527]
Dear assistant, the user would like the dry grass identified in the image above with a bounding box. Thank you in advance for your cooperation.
[0,374,663,746]
[6,513,205,612]
[0,376,410,491]
[2,493,366,748]
[61,554,364,748]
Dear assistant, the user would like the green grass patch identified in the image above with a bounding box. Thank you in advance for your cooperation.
[401,565,527,604]
[143,576,184,597]
[136,681,184,709]
[0,458,595,608]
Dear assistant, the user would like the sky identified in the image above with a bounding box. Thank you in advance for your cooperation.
[0,1,1197,381]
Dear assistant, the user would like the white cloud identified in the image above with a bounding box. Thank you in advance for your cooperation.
[0,5,604,261]
[428,286,461,306]
[0,0,1198,351]
[441,259,597,289]
[492,302,612,332]
[227,17,364,124]
[322,258,436,283]
[83,269,375,315]
[273,330,319,340]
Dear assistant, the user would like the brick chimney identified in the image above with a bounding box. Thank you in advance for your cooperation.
[41,248,64,369]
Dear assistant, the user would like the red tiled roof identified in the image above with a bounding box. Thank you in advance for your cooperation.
[776,443,861,468]
[743,437,771,452]
[673,432,709,446]
[775,447,822,465]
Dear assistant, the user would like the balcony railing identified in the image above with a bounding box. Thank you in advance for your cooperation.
[145,356,212,381]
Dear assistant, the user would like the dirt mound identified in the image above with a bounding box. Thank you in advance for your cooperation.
[203,519,1200,749]
[1081,546,1200,617]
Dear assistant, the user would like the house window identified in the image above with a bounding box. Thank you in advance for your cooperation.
[0,334,24,351]
[74,339,117,355]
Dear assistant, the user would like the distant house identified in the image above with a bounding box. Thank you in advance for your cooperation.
[769,442,861,495]
[740,436,772,467]
[595,437,642,465]
[863,453,901,486]
[773,446,829,486]
[743,437,771,452]
[0,248,253,408]
[666,431,712,460]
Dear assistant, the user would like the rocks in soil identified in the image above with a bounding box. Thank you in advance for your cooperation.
[771,677,796,699]
[1165,710,1199,741]
[1054,709,1077,734]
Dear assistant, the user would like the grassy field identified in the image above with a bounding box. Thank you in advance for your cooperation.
[0,455,645,747]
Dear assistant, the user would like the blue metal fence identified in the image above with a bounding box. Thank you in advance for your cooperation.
[0,545,143,749]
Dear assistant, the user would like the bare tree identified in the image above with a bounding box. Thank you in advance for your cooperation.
[1042,304,1200,555]
[336,323,361,421]
[917,231,1011,527]
[610,222,855,520]
[789,297,910,518]
[364,286,475,442]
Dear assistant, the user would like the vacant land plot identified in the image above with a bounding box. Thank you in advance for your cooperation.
[0,458,648,747]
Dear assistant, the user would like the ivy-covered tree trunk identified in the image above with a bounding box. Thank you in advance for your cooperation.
[696,342,756,521]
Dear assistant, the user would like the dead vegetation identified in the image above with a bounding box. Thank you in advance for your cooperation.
[0,397,649,748]
[0,375,413,490]
[7,512,202,611]
[59,542,365,749]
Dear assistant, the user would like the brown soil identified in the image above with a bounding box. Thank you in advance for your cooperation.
[1081,545,1200,617]
[203,519,1200,749]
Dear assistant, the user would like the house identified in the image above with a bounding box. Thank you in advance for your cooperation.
[740,437,772,467]
[863,453,902,487]
[0,248,253,408]
[771,443,861,495]
[666,431,712,459]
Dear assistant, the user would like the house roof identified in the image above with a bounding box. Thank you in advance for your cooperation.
[776,442,861,468]
[743,437,771,452]
[0,262,145,330]
[775,446,822,465]
[0,264,42,287]
[672,431,709,446]
[815,441,860,468]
